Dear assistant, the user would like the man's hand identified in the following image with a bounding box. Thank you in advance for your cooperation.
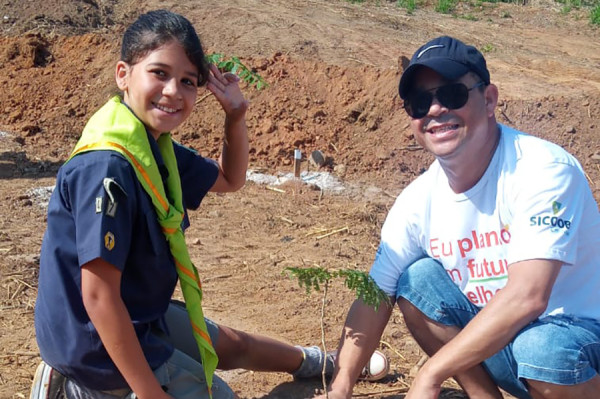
[313,391,349,399]
[312,299,393,399]
[313,385,354,399]
[402,259,562,398]
[405,364,442,399]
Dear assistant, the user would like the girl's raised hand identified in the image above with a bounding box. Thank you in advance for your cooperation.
[206,63,249,121]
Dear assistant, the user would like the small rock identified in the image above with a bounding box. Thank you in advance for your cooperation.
[345,109,362,123]
[313,110,326,119]
[22,125,41,136]
[309,150,326,167]
[367,118,379,131]
[376,149,390,160]
[8,109,22,123]
[334,163,347,176]
[261,118,277,134]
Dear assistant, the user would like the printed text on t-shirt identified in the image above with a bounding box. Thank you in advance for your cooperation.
[429,227,511,306]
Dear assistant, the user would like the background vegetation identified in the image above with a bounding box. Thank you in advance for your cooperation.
[343,0,600,25]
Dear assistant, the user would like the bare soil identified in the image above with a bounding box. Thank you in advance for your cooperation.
[0,0,599,398]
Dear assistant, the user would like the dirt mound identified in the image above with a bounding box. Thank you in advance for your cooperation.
[0,0,126,36]
[1,0,599,398]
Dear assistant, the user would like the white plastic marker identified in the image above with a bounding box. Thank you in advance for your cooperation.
[294,149,302,178]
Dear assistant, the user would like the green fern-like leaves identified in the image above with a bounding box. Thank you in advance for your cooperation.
[336,269,391,310]
[285,267,333,294]
[285,266,391,310]
[206,53,268,90]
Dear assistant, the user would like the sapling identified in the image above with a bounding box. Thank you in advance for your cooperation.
[285,266,391,396]
[206,53,268,90]
[196,54,267,106]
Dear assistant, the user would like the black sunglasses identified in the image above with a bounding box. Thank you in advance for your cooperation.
[403,81,486,119]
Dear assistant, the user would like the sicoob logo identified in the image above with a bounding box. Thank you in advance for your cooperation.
[529,201,572,231]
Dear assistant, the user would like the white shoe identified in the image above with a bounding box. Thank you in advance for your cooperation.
[294,346,389,382]
[359,350,389,382]
[30,361,66,399]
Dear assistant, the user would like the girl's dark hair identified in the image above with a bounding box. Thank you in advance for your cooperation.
[121,9,209,86]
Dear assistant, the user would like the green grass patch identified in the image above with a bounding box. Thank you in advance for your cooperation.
[397,0,417,13]
[436,0,458,13]
[481,43,495,53]
[560,5,572,14]
[592,4,600,24]
[484,0,526,4]
[340,0,600,25]
[556,0,583,7]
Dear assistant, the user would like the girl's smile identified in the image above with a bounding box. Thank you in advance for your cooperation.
[115,40,199,139]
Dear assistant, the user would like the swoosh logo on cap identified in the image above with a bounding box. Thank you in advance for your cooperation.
[417,44,444,58]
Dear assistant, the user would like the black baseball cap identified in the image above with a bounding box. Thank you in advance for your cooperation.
[398,36,490,99]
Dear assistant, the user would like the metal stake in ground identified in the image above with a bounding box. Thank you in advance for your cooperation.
[294,149,302,178]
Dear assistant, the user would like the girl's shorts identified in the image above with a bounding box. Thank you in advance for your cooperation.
[64,303,232,399]
[395,258,600,399]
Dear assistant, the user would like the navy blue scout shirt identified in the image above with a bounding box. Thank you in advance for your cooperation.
[34,133,219,390]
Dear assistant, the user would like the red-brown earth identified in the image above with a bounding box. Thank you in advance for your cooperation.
[0,0,599,398]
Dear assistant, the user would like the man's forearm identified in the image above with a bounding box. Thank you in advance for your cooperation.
[329,299,393,396]
[421,259,561,384]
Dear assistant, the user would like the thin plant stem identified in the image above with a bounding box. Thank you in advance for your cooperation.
[321,280,329,398]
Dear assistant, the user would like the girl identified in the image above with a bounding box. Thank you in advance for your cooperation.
[33,9,361,399]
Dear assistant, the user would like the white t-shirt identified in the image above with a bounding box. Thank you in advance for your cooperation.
[370,124,600,320]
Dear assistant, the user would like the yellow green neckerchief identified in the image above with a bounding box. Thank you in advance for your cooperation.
[68,96,218,396]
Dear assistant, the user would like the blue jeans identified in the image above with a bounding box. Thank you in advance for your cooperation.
[396,258,600,399]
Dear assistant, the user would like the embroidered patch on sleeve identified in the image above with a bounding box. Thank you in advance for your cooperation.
[95,197,103,213]
[104,231,115,251]
[102,178,127,218]
[106,201,118,217]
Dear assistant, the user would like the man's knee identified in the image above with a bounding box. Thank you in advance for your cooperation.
[513,319,597,379]
[526,376,600,399]
[397,257,447,290]
[396,258,477,328]
[513,316,600,399]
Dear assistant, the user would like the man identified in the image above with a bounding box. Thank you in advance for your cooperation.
[317,36,600,399]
